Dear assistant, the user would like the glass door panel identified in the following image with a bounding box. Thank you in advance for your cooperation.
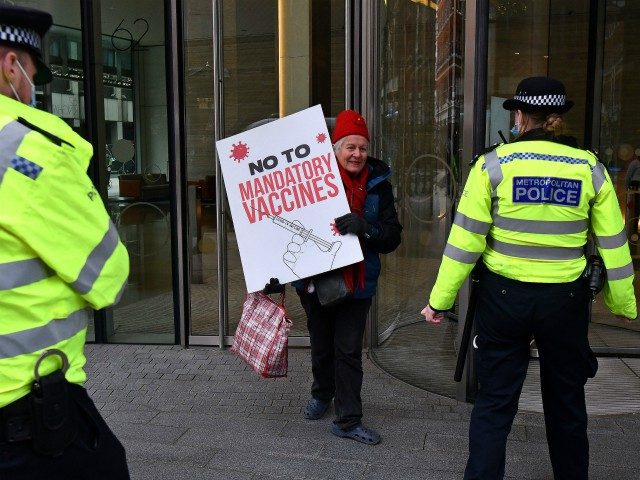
[487,1,589,147]
[594,1,640,347]
[184,0,218,336]
[371,0,464,398]
[185,0,346,341]
[102,1,174,343]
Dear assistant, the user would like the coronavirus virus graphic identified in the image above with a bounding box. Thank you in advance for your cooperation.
[316,132,327,143]
[229,141,250,163]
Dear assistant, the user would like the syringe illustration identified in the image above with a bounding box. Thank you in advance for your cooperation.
[267,212,342,256]
[247,205,342,274]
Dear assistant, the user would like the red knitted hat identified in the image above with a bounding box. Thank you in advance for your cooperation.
[331,110,370,143]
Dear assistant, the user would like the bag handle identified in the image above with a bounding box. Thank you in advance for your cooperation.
[259,290,286,307]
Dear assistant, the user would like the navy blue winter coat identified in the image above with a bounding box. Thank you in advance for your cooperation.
[293,157,402,298]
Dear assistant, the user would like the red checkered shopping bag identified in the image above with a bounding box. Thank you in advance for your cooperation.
[232,291,292,378]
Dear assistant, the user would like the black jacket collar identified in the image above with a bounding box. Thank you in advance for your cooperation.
[512,128,579,148]
[512,128,550,143]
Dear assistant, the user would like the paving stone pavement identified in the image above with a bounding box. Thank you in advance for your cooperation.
[85,344,640,480]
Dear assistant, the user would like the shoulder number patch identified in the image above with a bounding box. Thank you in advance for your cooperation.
[512,176,581,207]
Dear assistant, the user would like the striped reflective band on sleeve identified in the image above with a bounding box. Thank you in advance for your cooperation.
[607,262,635,281]
[0,308,89,360]
[0,258,53,290]
[71,222,120,294]
[443,243,482,264]
[592,162,607,194]
[0,121,31,184]
[484,150,503,191]
[487,236,583,260]
[492,213,588,234]
[453,212,491,235]
[113,278,127,304]
[594,229,628,249]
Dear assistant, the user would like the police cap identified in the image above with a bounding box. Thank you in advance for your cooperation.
[503,76,574,115]
[0,4,53,85]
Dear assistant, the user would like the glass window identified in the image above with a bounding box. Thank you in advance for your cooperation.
[183,0,218,336]
[486,1,589,148]
[20,1,174,343]
[596,1,640,343]
[184,0,346,340]
[371,0,464,398]
[101,1,174,343]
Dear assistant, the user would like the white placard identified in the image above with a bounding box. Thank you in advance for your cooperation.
[216,105,363,293]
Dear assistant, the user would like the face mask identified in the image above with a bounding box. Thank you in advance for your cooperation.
[9,59,37,107]
[510,123,520,137]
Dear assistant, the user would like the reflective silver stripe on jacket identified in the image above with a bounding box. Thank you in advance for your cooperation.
[443,243,482,264]
[607,262,635,281]
[487,237,583,260]
[493,213,588,235]
[0,121,31,184]
[113,278,127,304]
[484,150,503,191]
[0,309,89,360]
[0,258,53,291]
[592,162,607,194]
[71,222,120,294]
[594,229,628,249]
[453,212,491,235]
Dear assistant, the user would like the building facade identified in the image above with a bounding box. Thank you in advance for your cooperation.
[10,0,640,401]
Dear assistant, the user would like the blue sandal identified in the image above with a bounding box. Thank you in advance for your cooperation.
[331,423,381,445]
[303,398,330,420]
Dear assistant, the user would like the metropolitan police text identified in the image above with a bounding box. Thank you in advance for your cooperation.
[512,176,582,207]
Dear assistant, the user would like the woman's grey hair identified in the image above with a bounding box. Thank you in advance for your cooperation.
[333,137,345,153]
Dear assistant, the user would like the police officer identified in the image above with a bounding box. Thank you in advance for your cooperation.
[421,76,636,479]
[0,5,130,479]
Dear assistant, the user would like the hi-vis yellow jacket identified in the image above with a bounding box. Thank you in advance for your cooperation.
[429,132,637,320]
[0,94,129,408]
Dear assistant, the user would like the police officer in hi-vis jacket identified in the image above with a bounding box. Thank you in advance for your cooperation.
[0,5,130,478]
[421,76,636,479]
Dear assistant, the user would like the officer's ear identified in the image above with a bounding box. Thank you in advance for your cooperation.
[514,109,523,125]
[0,49,19,84]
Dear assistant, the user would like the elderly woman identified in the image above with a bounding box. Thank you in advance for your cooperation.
[293,110,402,445]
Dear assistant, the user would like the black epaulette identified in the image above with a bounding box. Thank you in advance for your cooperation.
[470,143,502,165]
[17,116,73,148]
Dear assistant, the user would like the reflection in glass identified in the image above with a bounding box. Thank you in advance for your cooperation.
[101,1,174,343]
[371,0,464,398]
[596,1,640,340]
[486,1,588,147]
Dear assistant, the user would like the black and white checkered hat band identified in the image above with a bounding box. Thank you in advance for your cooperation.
[514,94,566,107]
[0,24,41,52]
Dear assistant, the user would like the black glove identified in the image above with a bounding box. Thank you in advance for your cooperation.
[262,277,285,294]
[334,213,368,237]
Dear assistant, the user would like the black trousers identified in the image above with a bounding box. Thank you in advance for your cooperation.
[464,269,596,480]
[298,290,372,430]
[0,384,130,480]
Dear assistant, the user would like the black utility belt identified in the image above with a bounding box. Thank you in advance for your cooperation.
[0,349,78,456]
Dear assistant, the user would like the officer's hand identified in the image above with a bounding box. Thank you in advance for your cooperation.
[616,315,635,324]
[334,213,367,237]
[421,304,444,324]
[263,278,285,295]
